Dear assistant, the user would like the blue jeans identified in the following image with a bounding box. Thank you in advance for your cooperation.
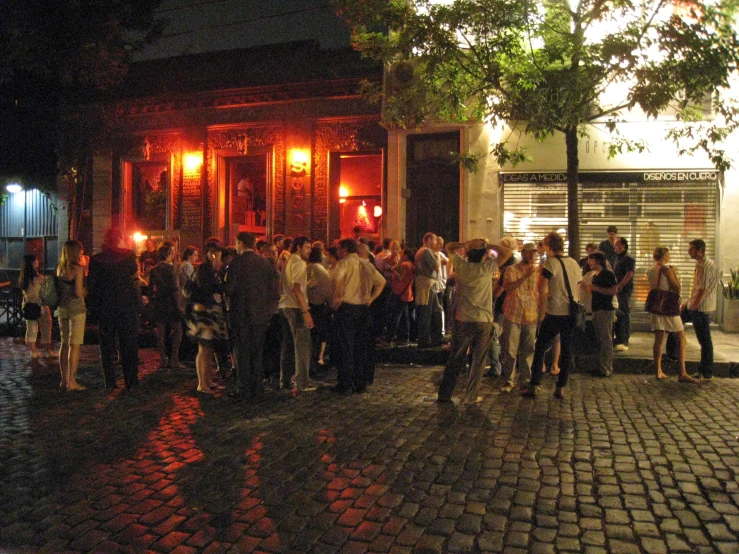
[689,310,714,377]
[666,310,714,377]
[416,293,443,347]
[614,290,631,346]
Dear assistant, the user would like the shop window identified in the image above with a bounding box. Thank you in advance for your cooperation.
[337,154,382,241]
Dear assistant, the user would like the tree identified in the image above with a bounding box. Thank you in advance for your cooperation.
[335,0,739,256]
[0,0,162,232]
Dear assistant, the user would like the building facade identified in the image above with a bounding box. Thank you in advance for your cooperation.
[81,43,386,254]
[385,117,739,327]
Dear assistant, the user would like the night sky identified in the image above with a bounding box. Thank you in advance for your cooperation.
[134,0,352,61]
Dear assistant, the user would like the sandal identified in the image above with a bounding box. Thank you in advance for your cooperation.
[678,375,700,384]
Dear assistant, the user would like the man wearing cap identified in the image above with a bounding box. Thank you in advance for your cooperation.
[499,242,539,392]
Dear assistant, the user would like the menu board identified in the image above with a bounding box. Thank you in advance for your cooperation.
[181,172,201,231]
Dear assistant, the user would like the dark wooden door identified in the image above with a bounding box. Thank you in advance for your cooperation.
[406,132,460,247]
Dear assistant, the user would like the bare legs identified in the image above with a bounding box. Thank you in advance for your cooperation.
[653,330,668,379]
[653,330,698,382]
[549,337,561,375]
[61,344,85,390]
[196,343,215,393]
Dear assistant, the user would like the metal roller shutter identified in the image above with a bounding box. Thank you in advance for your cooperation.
[501,175,718,326]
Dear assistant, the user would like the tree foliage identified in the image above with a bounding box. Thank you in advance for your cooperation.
[335,0,739,255]
[0,0,163,191]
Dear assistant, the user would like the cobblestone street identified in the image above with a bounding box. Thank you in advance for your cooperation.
[1,337,738,553]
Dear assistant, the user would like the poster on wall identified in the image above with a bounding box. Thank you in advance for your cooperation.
[229,157,267,230]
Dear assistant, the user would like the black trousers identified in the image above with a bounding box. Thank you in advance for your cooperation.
[99,311,139,389]
[529,314,575,389]
[335,303,370,392]
[232,324,268,398]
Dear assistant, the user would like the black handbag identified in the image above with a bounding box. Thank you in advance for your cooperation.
[23,302,42,321]
[645,267,680,316]
[556,257,586,331]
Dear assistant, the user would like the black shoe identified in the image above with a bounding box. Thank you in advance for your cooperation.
[553,387,565,400]
[692,373,713,381]
[228,390,244,399]
[436,397,452,403]
[330,385,352,395]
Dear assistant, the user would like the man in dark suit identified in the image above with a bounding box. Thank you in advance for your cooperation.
[87,228,141,391]
[226,231,280,400]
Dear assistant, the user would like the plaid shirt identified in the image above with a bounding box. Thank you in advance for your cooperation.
[502,262,539,325]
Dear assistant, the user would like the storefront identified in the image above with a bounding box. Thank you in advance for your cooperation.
[501,171,720,325]
[80,45,386,255]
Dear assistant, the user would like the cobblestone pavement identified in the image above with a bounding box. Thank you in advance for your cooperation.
[1,338,739,554]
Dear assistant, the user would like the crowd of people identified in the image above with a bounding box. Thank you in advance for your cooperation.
[18,224,718,402]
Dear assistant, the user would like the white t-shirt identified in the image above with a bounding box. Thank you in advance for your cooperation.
[542,255,582,316]
[278,253,307,309]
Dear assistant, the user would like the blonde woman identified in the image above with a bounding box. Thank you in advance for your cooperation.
[57,240,87,391]
[647,247,698,383]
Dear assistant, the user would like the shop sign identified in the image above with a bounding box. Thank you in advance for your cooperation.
[501,170,719,184]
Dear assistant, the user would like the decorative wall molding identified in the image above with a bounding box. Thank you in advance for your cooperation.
[116,79,369,118]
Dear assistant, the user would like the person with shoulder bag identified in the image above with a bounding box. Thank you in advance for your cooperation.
[646,247,699,383]
[19,255,57,360]
[521,232,583,400]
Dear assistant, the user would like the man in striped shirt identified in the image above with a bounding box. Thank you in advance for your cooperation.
[686,239,719,380]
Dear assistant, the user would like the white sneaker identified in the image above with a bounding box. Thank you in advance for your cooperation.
[614,344,629,352]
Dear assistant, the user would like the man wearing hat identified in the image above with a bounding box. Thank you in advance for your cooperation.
[499,242,540,392]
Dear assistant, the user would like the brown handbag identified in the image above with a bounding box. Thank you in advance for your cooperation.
[645,266,680,316]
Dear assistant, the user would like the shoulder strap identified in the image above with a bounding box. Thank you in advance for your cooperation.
[555,256,575,302]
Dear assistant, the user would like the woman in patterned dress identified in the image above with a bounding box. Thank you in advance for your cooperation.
[186,242,228,393]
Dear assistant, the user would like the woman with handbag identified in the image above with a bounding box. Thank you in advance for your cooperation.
[19,255,57,360]
[647,247,699,382]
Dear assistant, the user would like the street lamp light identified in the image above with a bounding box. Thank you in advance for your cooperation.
[5,183,22,194]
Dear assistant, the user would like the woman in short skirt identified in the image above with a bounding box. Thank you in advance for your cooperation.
[647,247,698,383]
[187,242,228,393]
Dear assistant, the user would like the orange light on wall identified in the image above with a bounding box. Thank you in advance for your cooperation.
[339,185,349,204]
[289,149,310,177]
[133,232,148,243]
[184,152,203,172]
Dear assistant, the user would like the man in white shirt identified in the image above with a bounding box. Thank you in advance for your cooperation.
[437,238,512,404]
[374,238,393,270]
[686,239,718,380]
[277,236,316,393]
[521,232,582,400]
[332,238,386,394]
[415,232,444,348]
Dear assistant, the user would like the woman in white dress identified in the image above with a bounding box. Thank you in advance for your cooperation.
[647,247,698,383]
